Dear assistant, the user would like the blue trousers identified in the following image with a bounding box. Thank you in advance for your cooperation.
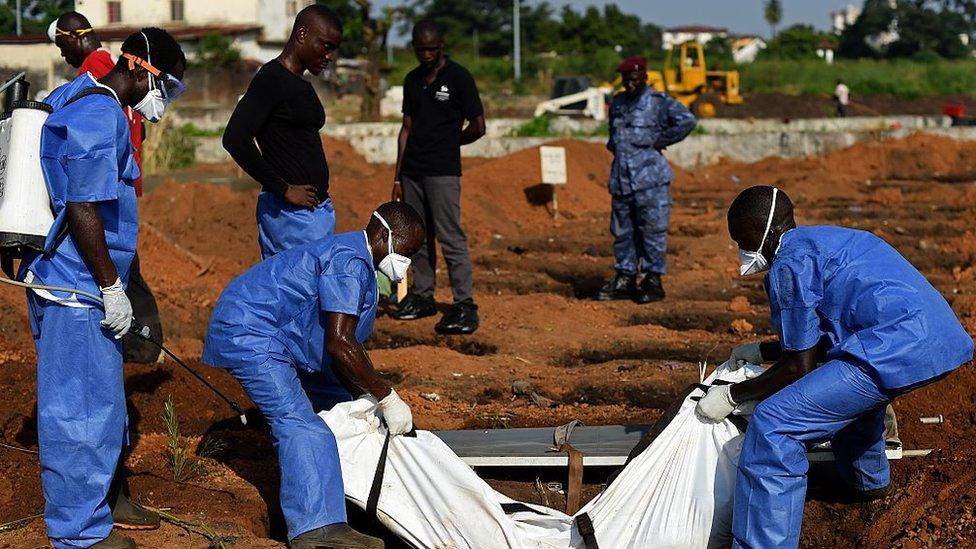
[226,357,347,540]
[610,185,671,275]
[255,190,342,414]
[256,192,336,260]
[733,359,892,549]
[28,293,127,549]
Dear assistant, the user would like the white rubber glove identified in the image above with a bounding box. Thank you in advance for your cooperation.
[695,385,737,423]
[728,342,763,371]
[378,389,413,435]
[100,278,132,339]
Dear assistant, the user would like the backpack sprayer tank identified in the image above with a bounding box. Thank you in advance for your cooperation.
[0,74,54,255]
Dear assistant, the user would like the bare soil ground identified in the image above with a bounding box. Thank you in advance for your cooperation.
[1,133,975,548]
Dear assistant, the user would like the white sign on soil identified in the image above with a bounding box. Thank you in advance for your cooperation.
[539,146,567,185]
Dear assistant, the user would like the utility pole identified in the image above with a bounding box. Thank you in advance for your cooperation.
[513,0,521,82]
[15,0,22,36]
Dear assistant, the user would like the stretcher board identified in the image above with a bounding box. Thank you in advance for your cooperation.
[432,426,910,468]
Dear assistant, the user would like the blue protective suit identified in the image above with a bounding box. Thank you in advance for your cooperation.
[256,191,336,260]
[606,88,694,275]
[202,231,378,540]
[26,74,139,303]
[26,75,138,549]
[733,226,974,549]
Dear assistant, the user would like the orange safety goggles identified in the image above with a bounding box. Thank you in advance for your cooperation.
[122,52,186,102]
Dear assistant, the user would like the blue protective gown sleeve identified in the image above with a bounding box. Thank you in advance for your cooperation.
[766,256,824,352]
[62,107,123,202]
[318,255,371,316]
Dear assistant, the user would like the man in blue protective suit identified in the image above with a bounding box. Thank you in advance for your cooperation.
[594,56,696,304]
[22,28,186,549]
[202,201,425,549]
[695,185,974,548]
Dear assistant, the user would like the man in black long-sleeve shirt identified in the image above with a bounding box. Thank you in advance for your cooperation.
[223,5,341,260]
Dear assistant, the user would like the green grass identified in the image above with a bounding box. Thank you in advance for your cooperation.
[388,47,976,100]
[739,58,976,98]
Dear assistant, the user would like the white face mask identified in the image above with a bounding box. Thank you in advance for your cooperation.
[134,84,166,123]
[373,212,411,282]
[133,32,166,123]
[738,187,778,277]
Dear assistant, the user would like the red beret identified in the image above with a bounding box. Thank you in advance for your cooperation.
[616,56,647,73]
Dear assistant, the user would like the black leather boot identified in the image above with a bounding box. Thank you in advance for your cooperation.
[593,272,637,301]
[635,273,666,304]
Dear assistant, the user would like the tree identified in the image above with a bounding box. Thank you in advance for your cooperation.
[194,34,242,68]
[764,0,782,39]
[355,0,397,122]
[762,24,835,60]
[0,0,70,35]
[838,0,973,59]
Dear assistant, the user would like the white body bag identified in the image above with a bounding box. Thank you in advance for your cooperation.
[319,362,764,548]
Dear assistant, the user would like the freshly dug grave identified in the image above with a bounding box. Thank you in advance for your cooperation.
[0,133,974,548]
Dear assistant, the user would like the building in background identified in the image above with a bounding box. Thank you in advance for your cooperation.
[662,25,728,50]
[0,0,315,73]
[830,5,861,35]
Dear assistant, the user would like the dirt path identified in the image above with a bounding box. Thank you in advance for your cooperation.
[0,134,974,548]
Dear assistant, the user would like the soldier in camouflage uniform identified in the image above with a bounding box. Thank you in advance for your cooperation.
[595,56,697,303]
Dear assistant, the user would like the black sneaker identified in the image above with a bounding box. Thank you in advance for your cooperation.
[635,273,665,304]
[593,272,637,301]
[390,293,436,320]
[435,300,479,335]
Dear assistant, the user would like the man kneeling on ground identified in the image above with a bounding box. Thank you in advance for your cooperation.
[696,185,973,548]
[202,202,425,549]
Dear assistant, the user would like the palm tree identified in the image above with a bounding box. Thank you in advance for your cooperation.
[764,0,783,39]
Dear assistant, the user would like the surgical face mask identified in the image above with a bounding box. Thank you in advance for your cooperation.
[738,187,779,277]
[134,80,166,123]
[373,212,411,282]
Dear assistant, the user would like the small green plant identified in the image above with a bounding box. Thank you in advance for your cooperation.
[163,395,226,483]
[511,115,553,137]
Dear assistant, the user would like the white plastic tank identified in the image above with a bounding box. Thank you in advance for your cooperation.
[0,100,54,251]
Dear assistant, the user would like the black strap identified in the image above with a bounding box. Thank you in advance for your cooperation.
[366,431,392,518]
[501,502,548,516]
[63,86,115,108]
[575,513,600,549]
[365,427,418,518]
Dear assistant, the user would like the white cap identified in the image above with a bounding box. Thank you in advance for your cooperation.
[47,19,58,43]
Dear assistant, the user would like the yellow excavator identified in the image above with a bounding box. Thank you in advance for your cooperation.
[647,41,743,117]
[534,41,744,120]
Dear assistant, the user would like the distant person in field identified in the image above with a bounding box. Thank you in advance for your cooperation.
[390,19,486,335]
[696,185,973,548]
[594,56,696,304]
[834,79,850,117]
[223,5,342,260]
[49,11,161,366]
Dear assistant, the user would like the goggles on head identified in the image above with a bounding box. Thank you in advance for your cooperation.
[122,52,187,103]
[56,27,94,38]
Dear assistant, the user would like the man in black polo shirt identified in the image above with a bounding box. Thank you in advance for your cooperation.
[223,5,340,260]
[391,19,486,335]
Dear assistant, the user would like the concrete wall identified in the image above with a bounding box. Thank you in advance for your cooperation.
[192,115,976,169]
